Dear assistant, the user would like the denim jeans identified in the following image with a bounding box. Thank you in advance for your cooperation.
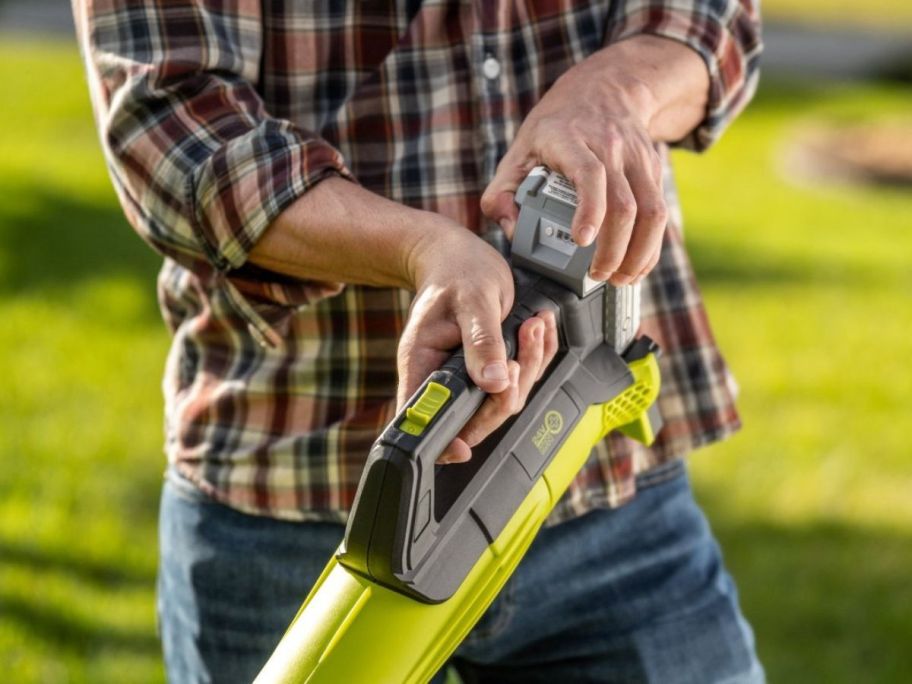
[158,460,763,683]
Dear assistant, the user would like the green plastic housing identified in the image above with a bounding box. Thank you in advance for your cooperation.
[255,354,661,684]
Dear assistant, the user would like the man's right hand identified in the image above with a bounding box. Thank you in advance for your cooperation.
[399,224,558,464]
[250,178,557,463]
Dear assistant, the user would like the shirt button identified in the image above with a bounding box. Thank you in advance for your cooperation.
[482,56,501,80]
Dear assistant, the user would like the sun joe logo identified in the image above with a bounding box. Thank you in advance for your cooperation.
[531,409,564,455]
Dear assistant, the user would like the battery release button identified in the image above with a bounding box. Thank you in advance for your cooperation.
[400,381,451,436]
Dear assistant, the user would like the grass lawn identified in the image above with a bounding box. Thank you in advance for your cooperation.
[675,81,912,682]
[1,38,911,683]
[763,0,912,29]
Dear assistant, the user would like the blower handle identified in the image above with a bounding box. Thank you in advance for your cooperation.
[394,273,560,468]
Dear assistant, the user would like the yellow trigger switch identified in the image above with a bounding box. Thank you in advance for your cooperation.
[400,381,451,436]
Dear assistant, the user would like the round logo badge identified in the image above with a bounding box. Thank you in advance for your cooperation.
[544,410,563,435]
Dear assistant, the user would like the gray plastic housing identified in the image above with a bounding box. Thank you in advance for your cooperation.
[512,167,640,352]
[338,270,644,603]
[511,167,597,297]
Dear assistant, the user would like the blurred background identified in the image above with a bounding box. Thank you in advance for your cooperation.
[0,1,909,682]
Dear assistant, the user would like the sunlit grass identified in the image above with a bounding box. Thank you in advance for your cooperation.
[677,81,912,528]
[763,0,912,28]
[675,80,912,682]
[1,39,911,683]
[0,39,166,683]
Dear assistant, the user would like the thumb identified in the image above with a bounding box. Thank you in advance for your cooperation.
[481,158,527,239]
[455,303,511,395]
[482,190,520,239]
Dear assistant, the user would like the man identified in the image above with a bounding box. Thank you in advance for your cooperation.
[73,0,763,681]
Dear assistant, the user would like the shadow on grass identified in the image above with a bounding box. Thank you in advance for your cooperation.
[0,539,159,658]
[0,537,155,588]
[0,591,160,657]
[697,501,912,682]
[682,232,870,288]
[685,234,813,286]
[0,183,161,315]
[744,75,912,113]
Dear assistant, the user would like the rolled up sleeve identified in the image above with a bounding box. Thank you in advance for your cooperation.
[74,0,352,294]
[606,0,763,151]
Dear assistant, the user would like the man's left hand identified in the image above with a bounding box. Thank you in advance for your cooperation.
[482,35,709,287]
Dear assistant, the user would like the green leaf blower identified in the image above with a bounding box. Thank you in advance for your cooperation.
[255,167,663,683]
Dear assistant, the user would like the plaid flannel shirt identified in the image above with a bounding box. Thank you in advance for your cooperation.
[73,0,762,523]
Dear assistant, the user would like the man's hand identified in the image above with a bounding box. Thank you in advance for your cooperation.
[481,35,710,287]
[399,225,558,464]
[250,179,558,464]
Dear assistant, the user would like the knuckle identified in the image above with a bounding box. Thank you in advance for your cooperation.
[536,121,563,148]
[638,200,668,226]
[641,251,661,276]
[603,127,623,151]
[479,191,494,214]
[593,246,624,271]
[571,159,603,184]
[479,187,500,216]
[467,328,502,353]
[650,247,663,268]
[543,321,557,345]
[592,256,622,275]
[545,347,558,366]
[485,402,509,426]
[611,195,637,223]
[620,254,650,276]
[461,426,483,447]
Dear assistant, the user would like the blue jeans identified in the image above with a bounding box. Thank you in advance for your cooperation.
[158,460,763,683]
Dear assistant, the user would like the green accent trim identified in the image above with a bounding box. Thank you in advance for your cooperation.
[400,381,451,436]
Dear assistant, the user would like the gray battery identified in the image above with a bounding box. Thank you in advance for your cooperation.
[513,166,640,352]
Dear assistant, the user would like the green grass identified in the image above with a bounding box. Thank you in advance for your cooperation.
[1,39,911,683]
[0,39,167,683]
[675,81,912,682]
[763,0,912,29]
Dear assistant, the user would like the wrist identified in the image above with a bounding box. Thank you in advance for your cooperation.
[581,47,660,131]
[406,222,512,299]
[401,213,467,291]
[584,34,710,142]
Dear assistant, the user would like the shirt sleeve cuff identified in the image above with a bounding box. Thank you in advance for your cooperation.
[187,118,355,274]
[606,3,762,152]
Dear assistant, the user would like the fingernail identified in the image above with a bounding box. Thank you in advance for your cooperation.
[590,269,612,281]
[498,218,515,235]
[578,225,597,245]
[533,324,543,341]
[483,362,508,381]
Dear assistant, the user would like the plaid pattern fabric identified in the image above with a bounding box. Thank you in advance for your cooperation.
[73,0,762,523]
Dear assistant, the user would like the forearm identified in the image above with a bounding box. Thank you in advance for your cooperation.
[249,177,446,291]
[573,34,711,143]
